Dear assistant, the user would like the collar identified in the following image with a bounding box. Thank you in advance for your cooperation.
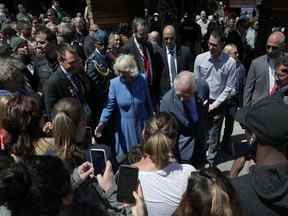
[134,36,142,50]
[60,65,71,77]
[208,51,224,62]
[166,45,176,54]
[95,48,105,57]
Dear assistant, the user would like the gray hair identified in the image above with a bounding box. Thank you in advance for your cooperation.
[0,57,24,88]
[132,17,145,33]
[174,71,196,92]
[113,54,139,77]
[58,22,75,42]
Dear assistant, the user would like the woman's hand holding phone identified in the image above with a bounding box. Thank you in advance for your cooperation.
[96,160,114,192]
[77,161,94,180]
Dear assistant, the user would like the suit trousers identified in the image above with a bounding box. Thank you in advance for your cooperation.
[221,96,238,151]
[207,101,225,165]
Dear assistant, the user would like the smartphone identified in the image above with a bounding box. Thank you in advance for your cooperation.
[117,165,139,204]
[89,149,107,175]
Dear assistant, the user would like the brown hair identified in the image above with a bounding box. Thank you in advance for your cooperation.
[3,95,42,159]
[52,97,84,162]
[173,167,243,216]
[143,113,178,169]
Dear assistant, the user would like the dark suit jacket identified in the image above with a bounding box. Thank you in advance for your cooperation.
[243,55,270,107]
[159,45,193,96]
[121,37,161,103]
[160,79,209,164]
[44,67,87,117]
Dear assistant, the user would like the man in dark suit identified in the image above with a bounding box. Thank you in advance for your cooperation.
[160,25,193,96]
[44,43,90,118]
[244,31,285,107]
[121,17,161,105]
[160,71,209,167]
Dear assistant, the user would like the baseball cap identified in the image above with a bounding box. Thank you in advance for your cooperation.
[235,94,288,147]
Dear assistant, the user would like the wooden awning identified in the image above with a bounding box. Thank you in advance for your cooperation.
[229,0,256,8]
[86,0,143,27]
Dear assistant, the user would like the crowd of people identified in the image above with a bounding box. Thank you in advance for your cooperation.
[0,0,288,215]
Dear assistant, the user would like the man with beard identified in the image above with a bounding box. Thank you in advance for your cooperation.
[44,43,90,117]
[33,27,58,93]
[10,36,38,93]
[244,31,286,107]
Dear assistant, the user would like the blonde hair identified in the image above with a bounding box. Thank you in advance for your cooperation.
[113,54,139,77]
[108,32,120,49]
[223,44,237,56]
[143,113,178,169]
[211,184,233,216]
[52,98,84,161]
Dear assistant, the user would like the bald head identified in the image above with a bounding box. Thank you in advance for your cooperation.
[266,31,286,59]
[268,31,285,45]
[163,25,176,49]
[174,71,196,101]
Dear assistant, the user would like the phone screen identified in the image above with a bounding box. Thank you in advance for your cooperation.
[117,165,139,204]
[90,149,106,175]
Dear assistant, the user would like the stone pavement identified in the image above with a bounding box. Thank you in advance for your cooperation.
[216,121,251,174]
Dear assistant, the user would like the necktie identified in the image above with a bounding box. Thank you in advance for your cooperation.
[143,46,152,83]
[169,49,177,87]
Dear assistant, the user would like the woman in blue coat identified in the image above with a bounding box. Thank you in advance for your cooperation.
[95,54,153,162]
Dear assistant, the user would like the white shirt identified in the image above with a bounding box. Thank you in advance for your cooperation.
[166,46,177,87]
[138,163,195,216]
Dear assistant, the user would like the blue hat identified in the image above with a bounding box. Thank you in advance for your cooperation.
[93,29,108,44]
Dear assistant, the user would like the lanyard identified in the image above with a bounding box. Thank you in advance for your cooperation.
[60,66,91,116]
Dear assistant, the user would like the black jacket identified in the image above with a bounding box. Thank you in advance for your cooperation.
[232,163,288,216]
[44,67,88,117]
[159,45,193,97]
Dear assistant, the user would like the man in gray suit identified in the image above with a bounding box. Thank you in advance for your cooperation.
[160,71,209,167]
[244,31,286,107]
